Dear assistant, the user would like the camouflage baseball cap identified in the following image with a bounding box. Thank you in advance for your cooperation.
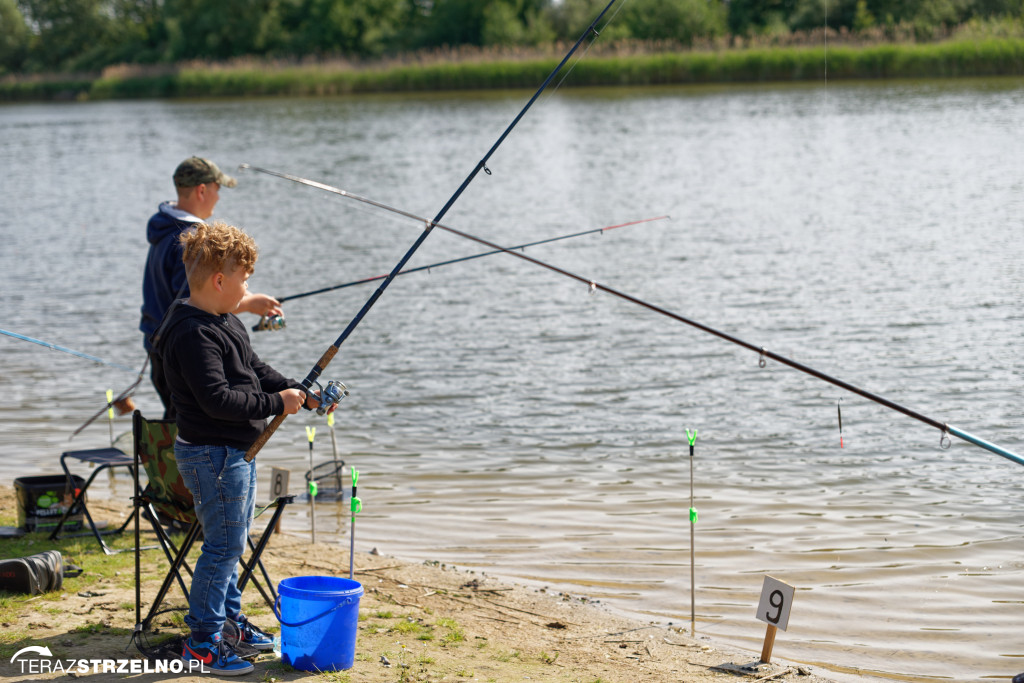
[173,156,238,188]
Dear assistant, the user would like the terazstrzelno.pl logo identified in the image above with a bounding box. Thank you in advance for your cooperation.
[9,645,208,674]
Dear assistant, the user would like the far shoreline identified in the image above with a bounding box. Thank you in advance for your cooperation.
[2,37,1022,103]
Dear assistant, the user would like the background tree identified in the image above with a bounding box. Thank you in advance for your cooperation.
[619,0,728,44]
[3,0,1021,75]
[545,0,632,41]
[18,0,114,69]
[104,0,167,64]
[0,0,30,73]
[727,0,802,34]
[282,0,407,58]
[163,0,285,60]
[481,0,556,46]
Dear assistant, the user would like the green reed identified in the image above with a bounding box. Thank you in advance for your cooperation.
[2,37,1021,102]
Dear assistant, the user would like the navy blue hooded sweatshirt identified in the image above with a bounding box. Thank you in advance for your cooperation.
[140,202,204,352]
[158,301,304,450]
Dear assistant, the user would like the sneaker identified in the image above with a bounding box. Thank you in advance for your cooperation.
[230,613,275,651]
[182,632,255,676]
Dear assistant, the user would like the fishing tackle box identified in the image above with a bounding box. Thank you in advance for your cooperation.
[13,474,86,532]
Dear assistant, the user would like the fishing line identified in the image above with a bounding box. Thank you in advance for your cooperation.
[244,165,1024,469]
[824,0,829,85]
[242,0,625,463]
[259,212,668,307]
[543,0,632,103]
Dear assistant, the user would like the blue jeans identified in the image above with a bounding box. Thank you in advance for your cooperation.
[175,442,256,636]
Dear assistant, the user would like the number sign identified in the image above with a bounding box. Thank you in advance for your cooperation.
[271,467,290,498]
[755,576,795,632]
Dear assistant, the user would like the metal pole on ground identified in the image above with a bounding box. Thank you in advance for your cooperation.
[349,468,361,580]
[306,426,317,544]
[687,428,698,635]
[327,412,343,491]
[106,389,115,448]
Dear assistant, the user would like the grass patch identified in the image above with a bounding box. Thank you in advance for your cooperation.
[493,649,520,662]
[390,619,423,635]
[436,616,466,645]
[316,672,351,682]
[72,621,132,636]
[244,599,272,619]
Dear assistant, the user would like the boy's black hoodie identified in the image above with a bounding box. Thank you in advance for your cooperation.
[159,301,304,450]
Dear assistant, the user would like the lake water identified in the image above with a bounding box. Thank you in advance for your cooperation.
[1,76,1022,681]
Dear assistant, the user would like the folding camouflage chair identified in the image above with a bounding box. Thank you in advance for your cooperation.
[129,410,294,659]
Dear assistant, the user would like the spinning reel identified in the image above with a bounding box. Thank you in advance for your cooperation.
[310,379,349,416]
[252,314,286,332]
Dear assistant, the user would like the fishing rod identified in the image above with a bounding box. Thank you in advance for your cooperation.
[278,215,665,304]
[243,166,1024,469]
[243,0,624,463]
[248,211,669,331]
[1,328,137,373]
[0,328,141,433]
[72,241,213,438]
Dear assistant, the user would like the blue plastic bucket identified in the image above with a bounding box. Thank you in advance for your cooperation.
[275,576,363,671]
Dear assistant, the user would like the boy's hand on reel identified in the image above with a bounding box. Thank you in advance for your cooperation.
[279,388,306,415]
[305,391,337,414]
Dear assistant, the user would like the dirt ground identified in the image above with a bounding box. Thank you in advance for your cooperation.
[0,492,842,683]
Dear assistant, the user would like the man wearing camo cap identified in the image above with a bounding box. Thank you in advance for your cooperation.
[140,156,283,419]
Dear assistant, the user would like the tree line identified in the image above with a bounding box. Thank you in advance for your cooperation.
[1,0,1021,75]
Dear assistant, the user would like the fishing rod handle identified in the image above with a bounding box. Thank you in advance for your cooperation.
[245,345,339,462]
[246,413,285,462]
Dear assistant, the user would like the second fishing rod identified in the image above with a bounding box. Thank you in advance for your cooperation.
[250,215,669,332]
[245,0,623,462]
[243,164,1024,469]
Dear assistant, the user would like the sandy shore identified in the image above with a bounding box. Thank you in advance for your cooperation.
[0,489,844,683]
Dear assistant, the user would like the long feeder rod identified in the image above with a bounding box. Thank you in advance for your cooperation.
[244,165,1024,469]
[268,214,669,304]
[1,328,136,373]
[71,254,202,439]
[244,0,623,463]
[0,328,142,436]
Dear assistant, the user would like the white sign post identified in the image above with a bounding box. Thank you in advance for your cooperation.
[755,576,795,663]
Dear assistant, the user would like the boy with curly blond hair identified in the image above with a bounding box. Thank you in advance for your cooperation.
[159,220,314,674]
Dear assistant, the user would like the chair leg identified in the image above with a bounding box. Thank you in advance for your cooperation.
[50,465,110,552]
[52,461,152,555]
[143,504,195,593]
[237,500,287,593]
[241,563,277,612]
[142,521,201,631]
[237,496,291,610]
[146,506,185,566]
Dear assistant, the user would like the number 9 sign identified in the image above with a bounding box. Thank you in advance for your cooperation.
[756,576,795,632]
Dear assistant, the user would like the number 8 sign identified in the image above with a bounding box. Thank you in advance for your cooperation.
[756,576,795,631]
